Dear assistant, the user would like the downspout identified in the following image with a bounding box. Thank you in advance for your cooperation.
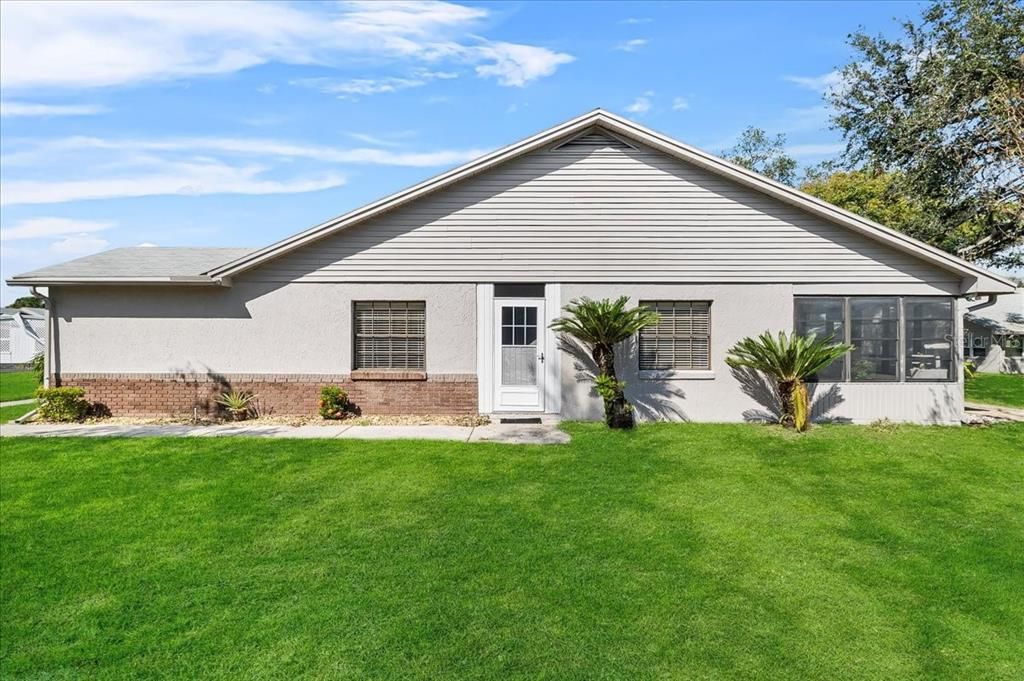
[966,294,999,313]
[962,293,1005,399]
[29,286,55,388]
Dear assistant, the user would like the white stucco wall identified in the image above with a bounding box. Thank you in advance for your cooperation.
[52,280,964,424]
[52,281,477,375]
[559,284,963,425]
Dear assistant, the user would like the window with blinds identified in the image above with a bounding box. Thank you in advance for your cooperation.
[353,301,426,370]
[639,301,711,371]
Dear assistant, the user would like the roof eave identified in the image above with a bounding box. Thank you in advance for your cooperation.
[5,275,226,287]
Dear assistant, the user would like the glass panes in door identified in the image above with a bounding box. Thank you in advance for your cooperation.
[501,305,538,385]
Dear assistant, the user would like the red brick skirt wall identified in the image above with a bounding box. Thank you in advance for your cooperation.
[57,373,478,417]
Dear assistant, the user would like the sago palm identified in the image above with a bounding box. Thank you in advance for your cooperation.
[550,296,661,428]
[726,331,853,431]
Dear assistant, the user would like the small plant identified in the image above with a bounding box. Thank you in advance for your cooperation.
[594,374,626,403]
[852,359,876,381]
[963,359,977,381]
[30,352,45,385]
[36,386,90,422]
[319,386,350,420]
[215,390,256,421]
[550,296,660,429]
[868,418,901,433]
[726,330,853,433]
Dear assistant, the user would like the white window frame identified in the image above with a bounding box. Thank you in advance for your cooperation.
[638,300,712,372]
[352,300,426,371]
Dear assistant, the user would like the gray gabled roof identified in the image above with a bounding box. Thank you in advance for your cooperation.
[7,247,253,285]
[1,307,45,317]
[966,290,1024,335]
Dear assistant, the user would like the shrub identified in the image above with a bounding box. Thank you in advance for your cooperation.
[549,296,660,429]
[215,390,256,421]
[726,331,853,432]
[30,353,45,385]
[319,386,350,420]
[36,386,90,422]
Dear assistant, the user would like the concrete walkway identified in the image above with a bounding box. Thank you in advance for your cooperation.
[0,398,35,407]
[0,421,571,444]
[964,401,1024,423]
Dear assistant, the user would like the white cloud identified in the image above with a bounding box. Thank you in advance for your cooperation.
[296,76,427,96]
[625,92,654,114]
[615,38,648,52]
[784,70,844,94]
[136,242,158,247]
[294,69,458,97]
[619,17,651,25]
[472,42,574,87]
[50,234,109,255]
[0,101,107,117]
[1,217,114,241]
[0,134,489,206]
[0,1,573,91]
[2,135,487,168]
[671,96,690,111]
[256,84,276,95]
[1,161,347,206]
[346,131,415,147]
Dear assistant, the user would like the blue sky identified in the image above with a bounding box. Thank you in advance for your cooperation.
[0,0,930,303]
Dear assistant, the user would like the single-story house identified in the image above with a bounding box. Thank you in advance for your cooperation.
[0,307,46,366]
[964,288,1023,374]
[7,110,1016,424]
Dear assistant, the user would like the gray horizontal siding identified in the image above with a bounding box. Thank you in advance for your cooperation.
[244,142,957,285]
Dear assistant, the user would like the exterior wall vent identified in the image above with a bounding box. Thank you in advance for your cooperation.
[551,130,637,152]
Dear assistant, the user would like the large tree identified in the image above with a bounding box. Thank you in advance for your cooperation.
[830,0,1024,268]
[7,296,46,309]
[723,127,798,185]
[800,168,943,239]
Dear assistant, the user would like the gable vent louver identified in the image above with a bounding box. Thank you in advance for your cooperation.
[553,131,636,152]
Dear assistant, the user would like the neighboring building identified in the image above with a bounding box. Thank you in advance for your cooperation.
[6,110,1016,424]
[0,307,46,366]
[965,289,1023,374]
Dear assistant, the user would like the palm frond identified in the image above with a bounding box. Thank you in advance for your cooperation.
[215,390,256,411]
[725,330,853,382]
[549,296,661,346]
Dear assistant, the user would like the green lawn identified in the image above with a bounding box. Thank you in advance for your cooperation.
[0,401,36,424]
[966,372,1024,408]
[0,371,39,402]
[2,423,1022,679]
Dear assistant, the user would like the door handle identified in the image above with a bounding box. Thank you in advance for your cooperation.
[538,352,545,364]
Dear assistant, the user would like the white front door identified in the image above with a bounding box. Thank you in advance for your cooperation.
[493,299,545,411]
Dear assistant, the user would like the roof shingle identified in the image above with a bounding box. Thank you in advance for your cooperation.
[8,247,252,284]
